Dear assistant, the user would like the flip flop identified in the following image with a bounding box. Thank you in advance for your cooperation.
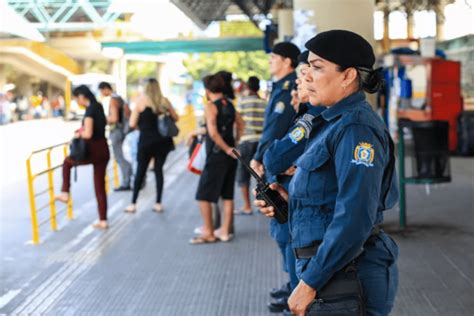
[215,234,234,242]
[234,209,253,215]
[189,236,218,245]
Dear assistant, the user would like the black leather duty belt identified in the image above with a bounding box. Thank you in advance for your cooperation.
[293,226,382,260]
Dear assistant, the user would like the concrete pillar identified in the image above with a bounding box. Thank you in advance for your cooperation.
[383,7,390,53]
[278,9,294,41]
[293,0,377,106]
[407,9,415,39]
[112,57,127,99]
[293,0,375,46]
[435,4,446,41]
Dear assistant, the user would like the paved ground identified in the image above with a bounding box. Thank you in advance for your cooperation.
[0,119,473,315]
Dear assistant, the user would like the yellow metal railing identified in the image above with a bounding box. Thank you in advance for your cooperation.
[26,142,120,244]
[26,107,197,244]
[175,105,198,144]
[26,142,71,244]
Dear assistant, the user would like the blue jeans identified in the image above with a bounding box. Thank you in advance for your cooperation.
[357,232,399,316]
[276,239,299,291]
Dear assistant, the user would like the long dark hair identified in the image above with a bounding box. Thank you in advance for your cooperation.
[73,85,99,105]
[215,70,235,100]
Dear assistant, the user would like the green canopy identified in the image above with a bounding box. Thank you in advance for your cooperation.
[102,37,264,54]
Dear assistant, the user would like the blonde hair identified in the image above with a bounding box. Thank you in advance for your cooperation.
[145,78,168,113]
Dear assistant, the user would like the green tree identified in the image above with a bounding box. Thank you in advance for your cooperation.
[183,51,270,81]
[127,61,158,85]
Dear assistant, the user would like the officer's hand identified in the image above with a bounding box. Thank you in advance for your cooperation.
[253,183,288,218]
[282,166,297,176]
[250,159,264,177]
[288,280,317,316]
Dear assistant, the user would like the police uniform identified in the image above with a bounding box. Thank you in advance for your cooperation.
[262,103,325,292]
[290,91,399,315]
[254,42,300,311]
[286,30,400,315]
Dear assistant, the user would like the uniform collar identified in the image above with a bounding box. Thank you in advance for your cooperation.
[321,91,365,122]
[273,71,297,89]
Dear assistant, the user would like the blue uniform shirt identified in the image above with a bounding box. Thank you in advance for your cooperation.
[263,104,326,181]
[253,72,297,162]
[288,92,398,291]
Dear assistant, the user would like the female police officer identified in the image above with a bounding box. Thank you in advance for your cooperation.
[255,30,399,316]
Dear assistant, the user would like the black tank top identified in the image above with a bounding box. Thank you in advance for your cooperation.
[138,107,174,150]
[206,98,235,154]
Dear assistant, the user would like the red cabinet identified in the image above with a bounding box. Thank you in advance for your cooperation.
[394,56,462,151]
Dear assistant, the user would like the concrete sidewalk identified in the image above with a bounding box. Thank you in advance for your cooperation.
[1,145,473,315]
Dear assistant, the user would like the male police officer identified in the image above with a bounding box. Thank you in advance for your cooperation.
[263,51,325,315]
[250,42,300,313]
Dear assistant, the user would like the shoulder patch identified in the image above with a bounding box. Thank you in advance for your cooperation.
[289,126,305,144]
[274,101,285,114]
[282,80,290,90]
[351,142,374,167]
[295,113,315,138]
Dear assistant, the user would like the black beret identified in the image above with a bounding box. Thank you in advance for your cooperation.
[305,30,375,69]
[298,51,309,65]
[272,42,301,62]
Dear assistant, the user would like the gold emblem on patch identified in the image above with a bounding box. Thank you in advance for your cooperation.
[289,126,305,144]
[351,142,374,167]
[283,80,290,90]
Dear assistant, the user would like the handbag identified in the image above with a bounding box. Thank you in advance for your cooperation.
[69,137,88,182]
[69,137,88,161]
[187,137,206,175]
[306,263,366,316]
[157,113,179,138]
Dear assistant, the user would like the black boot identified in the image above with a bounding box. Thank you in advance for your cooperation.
[267,297,289,313]
[270,282,291,299]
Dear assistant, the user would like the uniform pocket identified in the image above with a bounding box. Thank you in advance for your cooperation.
[295,147,331,200]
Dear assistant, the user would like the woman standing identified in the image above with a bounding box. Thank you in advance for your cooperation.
[256,30,399,315]
[57,85,110,229]
[125,78,178,213]
[190,74,244,244]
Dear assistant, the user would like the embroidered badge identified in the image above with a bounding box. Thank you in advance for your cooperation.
[282,80,290,90]
[351,142,375,167]
[274,101,285,114]
[289,126,305,144]
[295,114,315,139]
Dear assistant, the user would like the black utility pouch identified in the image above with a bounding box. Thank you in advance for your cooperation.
[306,265,365,316]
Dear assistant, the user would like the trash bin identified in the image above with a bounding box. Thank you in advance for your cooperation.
[397,119,452,228]
[409,120,451,181]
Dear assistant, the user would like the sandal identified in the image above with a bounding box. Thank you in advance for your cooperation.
[214,230,234,242]
[234,209,253,215]
[92,221,109,230]
[153,203,163,213]
[189,236,218,245]
[124,204,136,213]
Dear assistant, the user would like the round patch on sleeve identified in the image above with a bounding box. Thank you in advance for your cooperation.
[289,126,305,144]
[274,101,285,114]
[351,142,375,167]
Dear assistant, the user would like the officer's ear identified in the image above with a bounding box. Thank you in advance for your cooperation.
[342,67,358,87]
[283,56,292,69]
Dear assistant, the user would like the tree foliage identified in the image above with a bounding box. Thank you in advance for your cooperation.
[182,51,270,81]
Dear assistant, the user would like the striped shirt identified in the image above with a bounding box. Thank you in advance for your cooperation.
[237,95,267,142]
